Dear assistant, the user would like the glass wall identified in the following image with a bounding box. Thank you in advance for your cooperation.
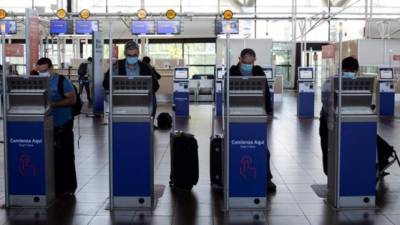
[147,43,183,60]
[184,43,216,77]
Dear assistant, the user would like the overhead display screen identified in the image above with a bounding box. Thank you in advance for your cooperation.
[157,20,180,34]
[215,20,239,34]
[75,20,99,34]
[50,20,73,35]
[0,20,17,34]
[131,20,155,35]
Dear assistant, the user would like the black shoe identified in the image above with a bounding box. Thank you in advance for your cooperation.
[268,180,277,193]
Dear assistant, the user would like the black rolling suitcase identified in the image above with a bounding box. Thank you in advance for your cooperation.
[169,131,199,191]
[210,135,223,188]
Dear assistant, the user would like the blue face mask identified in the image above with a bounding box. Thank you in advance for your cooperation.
[240,63,253,73]
[343,71,356,79]
[126,56,138,65]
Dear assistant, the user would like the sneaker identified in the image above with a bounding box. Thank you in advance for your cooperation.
[268,180,277,193]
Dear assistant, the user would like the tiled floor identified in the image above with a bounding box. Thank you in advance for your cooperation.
[0,91,400,224]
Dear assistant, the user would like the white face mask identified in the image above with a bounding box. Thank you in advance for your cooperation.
[39,71,50,77]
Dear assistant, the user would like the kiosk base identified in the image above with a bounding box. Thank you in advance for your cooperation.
[113,196,153,209]
[297,93,315,118]
[379,92,395,116]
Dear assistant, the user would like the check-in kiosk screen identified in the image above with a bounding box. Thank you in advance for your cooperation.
[215,20,239,34]
[174,68,189,79]
[299,68,314,79]
[75,20,99,34]
[263,68,273,79]
[50,20,73,35]
[157,21,180,34]
[217,69,224,79]
[0,20,17,34]
[380,68,394,79]
[131,20,155,35]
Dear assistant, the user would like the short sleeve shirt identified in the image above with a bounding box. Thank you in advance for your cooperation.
[49,74,74,127]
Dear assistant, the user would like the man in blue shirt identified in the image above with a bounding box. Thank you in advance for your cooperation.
[36,57,77,196]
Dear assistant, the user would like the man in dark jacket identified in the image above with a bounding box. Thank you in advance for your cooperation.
[103,41,160,118]
[228,48,276,193]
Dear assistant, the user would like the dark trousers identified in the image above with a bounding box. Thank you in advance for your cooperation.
[54,120,77,194]
[319,113,329,175]
[267,149,273,180]
[79,78,92,103]
[152,95,157,118]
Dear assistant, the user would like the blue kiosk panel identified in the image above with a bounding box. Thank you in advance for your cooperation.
[7,121,46,196]
[339,122,376,198]
[229,122,267,199]
[379,92,395,116]
[112,122,152,197]
[297,92,315,118]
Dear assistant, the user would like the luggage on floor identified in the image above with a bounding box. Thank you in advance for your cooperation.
[157,112,173,130]
[210,135,223,189]
[169,131,199,191]
[377,134,400,179]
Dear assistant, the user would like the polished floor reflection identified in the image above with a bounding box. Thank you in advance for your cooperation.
[0,92,399,224]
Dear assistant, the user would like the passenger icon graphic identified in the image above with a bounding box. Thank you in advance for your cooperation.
[18,154,37,177]
[240,155,257,179]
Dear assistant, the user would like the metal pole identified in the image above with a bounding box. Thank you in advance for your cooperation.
[1,28,9,208]
[224,33,231,211]
[291,0,297,89]
[25,9,31,76]
[365,0,368,38]
[337,22,343,208]
[328,0,331,42]
[108,20,114,210]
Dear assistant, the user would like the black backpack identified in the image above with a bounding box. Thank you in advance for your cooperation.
[157,112,172,130]
[377,135,400,178]
[57,75,83,117]
[77,63,88,77]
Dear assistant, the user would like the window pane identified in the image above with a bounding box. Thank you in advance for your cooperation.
[145,0,180,13]
[182,0,218,13]
[147,43,183,60]
[188,66,214,78]
[256,0,292,15]
[256,20,292,41]
[76,0,107,13]
[101,0,141,13]
[184,43,216,65]
[4,0,33,13]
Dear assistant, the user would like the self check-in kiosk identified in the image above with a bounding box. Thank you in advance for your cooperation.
[297,67,315,118]
[224,77,268,209]
[110,76,154,209]
[263,66,275,114]
[5,76,55,207]
[215,67,225,117]
[377,67,395,117]
[173,67,190,117]
[327,77,377,208]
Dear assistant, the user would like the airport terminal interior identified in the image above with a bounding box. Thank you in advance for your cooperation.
[3,0,400,224]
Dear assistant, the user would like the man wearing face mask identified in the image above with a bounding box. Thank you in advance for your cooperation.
[103,41,159,118]
[229,48,275,193]
[319,56,359,176]
[36,57,78,196]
